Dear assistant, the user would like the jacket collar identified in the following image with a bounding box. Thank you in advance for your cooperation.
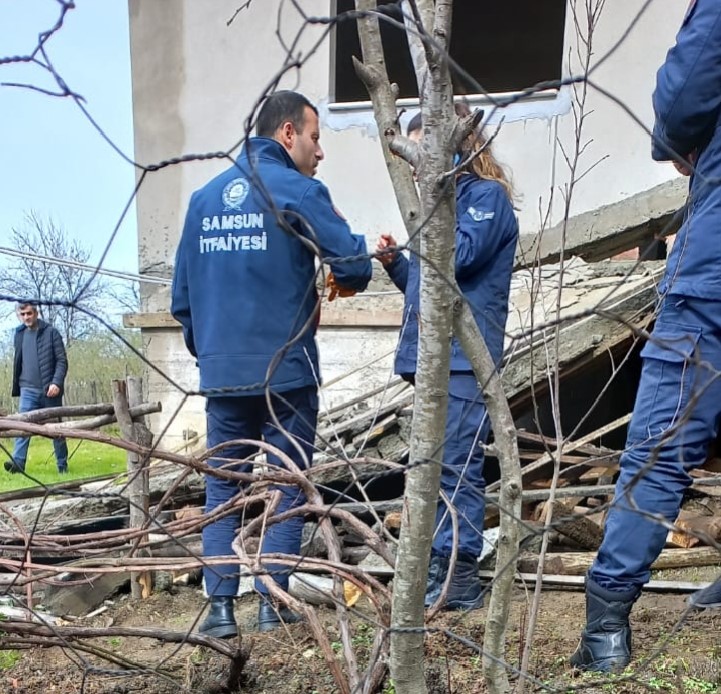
[239,137,299,172]
[15,318,47,334]
[456,172,480,194]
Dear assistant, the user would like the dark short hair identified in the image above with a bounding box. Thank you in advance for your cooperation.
[407,112,423,136]
[16,301,38,311]
[256,91,318,137]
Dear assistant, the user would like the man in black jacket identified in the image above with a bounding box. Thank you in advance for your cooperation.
[6,302,69,474]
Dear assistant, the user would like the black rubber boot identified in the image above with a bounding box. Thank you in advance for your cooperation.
[198,596,238,639]
[424,553,450,608]
[688,574,721,609]
[258,598,302,632]
[570,578,638,673]
[441,554,484,611]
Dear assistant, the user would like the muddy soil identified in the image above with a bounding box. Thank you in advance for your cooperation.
[2,575,720,694]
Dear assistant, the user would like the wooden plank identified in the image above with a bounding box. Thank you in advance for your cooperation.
[335,485,621,516]
[477,572,712,594]
[112,380,151,600]
[516,429,616,458]
[503,262,662,419]
[486,413,632,493]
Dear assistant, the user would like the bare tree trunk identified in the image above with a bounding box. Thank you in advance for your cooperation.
[389,191,454,694]
[388,2,456,691]
[353,0,420,235]
[355,2,520,691]
[401,0,432,100]
[454,303,521,694]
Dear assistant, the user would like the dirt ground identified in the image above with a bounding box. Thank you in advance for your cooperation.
[2,571,720,694]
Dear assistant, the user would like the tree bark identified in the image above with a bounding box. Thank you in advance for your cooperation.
[354,2,520,692]
[517,547,721,576]
[387,3,456,692]
[353,0,420,239]
[454,303,521,694]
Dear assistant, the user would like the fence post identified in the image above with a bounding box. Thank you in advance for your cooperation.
[112,378,152,599]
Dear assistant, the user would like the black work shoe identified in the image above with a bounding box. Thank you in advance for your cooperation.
[570,578,638,673]
[424,553,450,608]
[688,574,721,609]
[258,599,302,632]
[4,461,23,474]
[198,596,238,639]
[442,554,484,611]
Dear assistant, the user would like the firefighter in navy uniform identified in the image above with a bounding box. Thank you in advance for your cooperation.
[571,0,721,672]
[376,107,518,611]
[172,91,372,636]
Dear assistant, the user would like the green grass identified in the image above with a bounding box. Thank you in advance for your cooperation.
[0,649,20,671]
[0,434,128,493]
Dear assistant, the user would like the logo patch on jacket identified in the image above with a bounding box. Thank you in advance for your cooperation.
[467,206,494,222]
[222,177,250,210]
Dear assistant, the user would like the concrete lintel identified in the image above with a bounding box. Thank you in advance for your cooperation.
[123,308,403,329]
[515,177,688,269]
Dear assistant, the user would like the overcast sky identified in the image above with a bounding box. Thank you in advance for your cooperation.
[0,0,136,274]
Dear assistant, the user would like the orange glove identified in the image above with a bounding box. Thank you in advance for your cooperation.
[326,271,357,301]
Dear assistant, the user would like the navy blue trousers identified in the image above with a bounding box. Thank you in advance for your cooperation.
[203,387,318,597]
[590,296,721,593]
[432,373,490,559]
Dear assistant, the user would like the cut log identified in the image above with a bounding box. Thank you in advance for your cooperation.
[383,512,402,531]
[551,501,605,551]
[288,573,361,608]
[518,547,721,576]
[669,512,721,549]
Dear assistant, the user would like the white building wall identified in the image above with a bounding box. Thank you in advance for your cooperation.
[128,0,687,448]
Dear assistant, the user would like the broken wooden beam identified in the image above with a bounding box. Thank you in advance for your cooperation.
[335,485,617,516]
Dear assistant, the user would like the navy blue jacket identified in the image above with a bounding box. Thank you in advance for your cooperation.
[384,176,518,376]
[12,319,68,397]
[171,137,372,395]
[652,0,721,299]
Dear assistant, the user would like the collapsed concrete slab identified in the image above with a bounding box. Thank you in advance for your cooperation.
[515,177,687,268]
